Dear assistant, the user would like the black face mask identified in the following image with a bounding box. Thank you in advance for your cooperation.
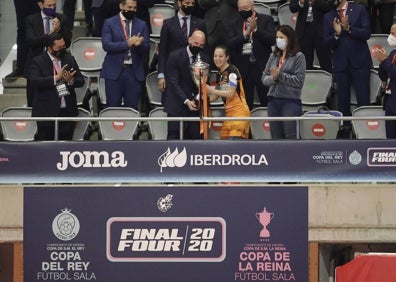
[122,10,135,20]
[181,5,194,15]
[52,48,67,59]
[189,45,202,56]
[239,10,253,20]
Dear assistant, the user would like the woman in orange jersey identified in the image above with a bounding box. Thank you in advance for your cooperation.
[205,45,251,139]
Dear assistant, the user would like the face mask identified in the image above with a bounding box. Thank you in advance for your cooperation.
[122,10,135,20]
[276,38,287,50]
[387,34,396,47]
[181,5,194,15]
[43,7,56,17]
[239,10,253,20]
[52,48,67,59]
[189,45,202,56]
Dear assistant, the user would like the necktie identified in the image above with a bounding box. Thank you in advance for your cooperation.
[53,59,66,108]
[182,17,188,40]
[53,59,60,73]
[338,9,344,19]
[44,16,51,34]
[125,20,130,38]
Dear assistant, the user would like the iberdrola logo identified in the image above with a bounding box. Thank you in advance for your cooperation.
[158,147,187,172]
[52,208,80,241]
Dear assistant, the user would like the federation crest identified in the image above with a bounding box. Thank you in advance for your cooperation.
[52,208,80,241]
[349,150,362,165]
[157,194,174,212]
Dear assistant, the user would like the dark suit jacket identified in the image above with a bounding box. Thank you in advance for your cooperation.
[227,12,276,75]
[198,0,239,36]
[323,3,372,72]
[164,47,210,115]
[24,12,71,76]
[290,0,332,39]
[100,14,150,81]
[158,14,206,75]
[29,52,84,119]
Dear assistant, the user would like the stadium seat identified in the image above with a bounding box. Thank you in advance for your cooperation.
[98,107,140,140]
[254,2,272,16]
[277,2,297,29]
[148,4,175,39]
[70,37,106,79]
[1,107,37,141]
[352,106,386,139]
[367,34,391,69]
[301,70,333,112]
[250,107,272,139]
[300,108,343,139]
[72,108,91,141]
[75,75,90,106]
[148,107,168,140]
[146,71,162,107]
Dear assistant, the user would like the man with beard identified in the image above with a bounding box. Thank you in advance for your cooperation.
[29,33,84,140]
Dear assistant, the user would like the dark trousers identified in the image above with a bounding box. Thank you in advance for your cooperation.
[92,1,119,37]
[384,94,396,138]
[335,68,370,117]
[167,112,202,140]
[299,22,332,73]
[36,109,76,141]
[63,0,93,30]
[370,3,395,34]
[105,66,141,110]
[13,0,39,69]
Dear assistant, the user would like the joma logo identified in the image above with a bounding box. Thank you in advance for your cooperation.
[57,151,128,171]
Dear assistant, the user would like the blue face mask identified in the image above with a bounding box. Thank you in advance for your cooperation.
[276,38,287,51]
[43,7,56,17]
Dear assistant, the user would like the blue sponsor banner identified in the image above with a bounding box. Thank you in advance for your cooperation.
[1,140,396,183]
[24,186,308,282]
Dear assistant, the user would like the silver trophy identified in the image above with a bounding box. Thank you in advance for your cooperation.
[190,53,209,109]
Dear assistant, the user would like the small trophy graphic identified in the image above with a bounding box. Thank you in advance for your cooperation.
[256,207,275,238]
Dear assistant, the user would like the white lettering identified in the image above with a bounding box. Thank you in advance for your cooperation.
[57,151,127,170]
[190,154,268,166]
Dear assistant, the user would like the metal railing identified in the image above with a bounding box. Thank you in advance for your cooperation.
[1,114,395,140]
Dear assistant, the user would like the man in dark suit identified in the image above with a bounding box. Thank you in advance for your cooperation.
[290,0,332,73]
[227,0,275,109]
[323,0,372,117]
[157,0,206,104]
[164,30,208,139]
[29,33,84,140]
[198,0,239,56]
[101,0,150,109]
[24,0,72,107]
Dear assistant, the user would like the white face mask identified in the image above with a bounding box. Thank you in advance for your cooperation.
[276,38,287,50]
[387,34,396,47]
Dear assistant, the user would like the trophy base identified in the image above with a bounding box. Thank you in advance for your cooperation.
[260,228,270,238]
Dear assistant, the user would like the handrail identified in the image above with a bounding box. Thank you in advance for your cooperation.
[1,115,394,140]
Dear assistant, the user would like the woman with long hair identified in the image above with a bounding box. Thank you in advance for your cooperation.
[261,25,306,139]
[205,44,251,139]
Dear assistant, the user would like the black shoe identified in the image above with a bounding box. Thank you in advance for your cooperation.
[5,68,24,81]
